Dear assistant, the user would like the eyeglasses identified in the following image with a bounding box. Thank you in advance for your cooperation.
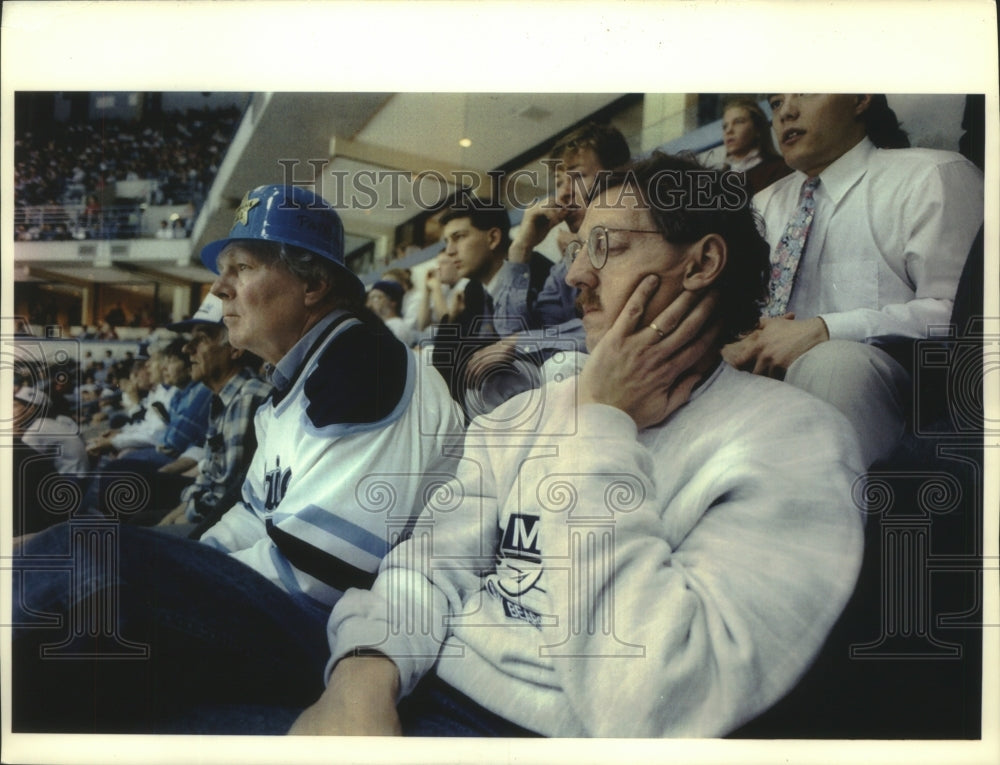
[565,225,662,270]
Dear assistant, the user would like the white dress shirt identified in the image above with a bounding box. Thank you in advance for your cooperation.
[753,137,983,342]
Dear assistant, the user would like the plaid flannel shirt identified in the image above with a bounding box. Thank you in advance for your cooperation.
[160,380,213,456]
[180,368,272,522]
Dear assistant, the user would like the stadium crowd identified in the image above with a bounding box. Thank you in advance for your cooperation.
[14,103,241,240]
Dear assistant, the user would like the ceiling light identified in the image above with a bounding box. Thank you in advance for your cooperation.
[458,138,472,148]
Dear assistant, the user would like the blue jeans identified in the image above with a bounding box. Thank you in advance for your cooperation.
[12,522,331,734]
[84,450,191,520]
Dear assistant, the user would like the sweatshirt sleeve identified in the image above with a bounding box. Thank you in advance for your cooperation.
[327,442,495,697]
[199,499,262,553]
[533,397,865,737]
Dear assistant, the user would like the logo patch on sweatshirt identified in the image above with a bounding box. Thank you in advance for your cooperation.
[500,513,541,562]
[485,513,545,627]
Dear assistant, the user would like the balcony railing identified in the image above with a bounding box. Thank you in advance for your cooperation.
[14,204,192,241]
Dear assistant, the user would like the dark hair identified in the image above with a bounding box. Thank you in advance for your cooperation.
[440,198,511,253]
[550,121,631,170]
[598,152,770,343]
[862,95,910,148]
[722,97,783,160]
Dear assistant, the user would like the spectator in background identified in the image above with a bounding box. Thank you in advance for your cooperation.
[183,202,197,237]
[131,337,212,469]
[722,93,983,466]
[86,345,174,459]
[97,321,119,340]
[88,385,124,427]
[134,304,158,328]
[431,199,547,416]
[718,97,792,195]
[88,337,213,518]
[367,279,418,347]
[45,360,82,422]
[439,200,520,330]
[498,122,631,333]
[416,249,463,333]
[77,384,103,422]
[97,349,117,379]
[143,341,179,415]
[153,294,273,531]
[14,386,89,476]
[12,386,89,536]
[380,268,421,334]
[105,302,127,328]
[104,358,151,430]
[465,123,631,407]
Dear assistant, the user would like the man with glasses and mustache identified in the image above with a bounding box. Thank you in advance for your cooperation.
[722,94,983,467]
[290,153,865,738]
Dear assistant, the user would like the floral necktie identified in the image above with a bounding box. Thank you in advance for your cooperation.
[765,177,821,317]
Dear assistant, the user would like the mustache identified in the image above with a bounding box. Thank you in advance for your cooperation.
[574,287,600,317]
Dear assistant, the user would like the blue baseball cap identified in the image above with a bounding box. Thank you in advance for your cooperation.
[201,185,363,296]
[370,279,406,307]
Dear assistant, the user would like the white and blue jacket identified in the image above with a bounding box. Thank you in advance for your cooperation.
[202,309,464,608]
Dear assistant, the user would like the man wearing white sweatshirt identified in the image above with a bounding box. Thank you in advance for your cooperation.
[292,153,866,738]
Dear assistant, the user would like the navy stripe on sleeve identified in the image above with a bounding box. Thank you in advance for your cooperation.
[265,518,377,593]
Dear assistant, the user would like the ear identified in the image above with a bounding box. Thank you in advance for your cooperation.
[682,234,727,290]
[302,275,332,308]
[854,94,873,117]
[486,226,502,252]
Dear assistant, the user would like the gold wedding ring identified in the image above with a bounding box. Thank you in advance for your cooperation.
[649,321,667,339]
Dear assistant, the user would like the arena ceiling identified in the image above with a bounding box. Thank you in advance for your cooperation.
[193,91,629,279]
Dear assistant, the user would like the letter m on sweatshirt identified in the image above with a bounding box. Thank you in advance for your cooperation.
[501,514,541,563]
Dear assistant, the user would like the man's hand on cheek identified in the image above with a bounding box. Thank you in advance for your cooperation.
[580,275,722,430]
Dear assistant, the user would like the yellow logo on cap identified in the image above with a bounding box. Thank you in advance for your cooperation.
[234,194,260,226]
